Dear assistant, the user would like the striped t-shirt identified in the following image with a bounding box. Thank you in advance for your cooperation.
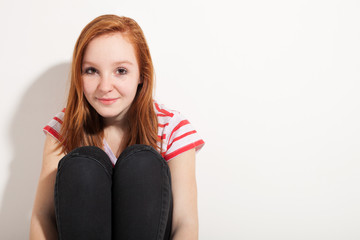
[43,101,204,164]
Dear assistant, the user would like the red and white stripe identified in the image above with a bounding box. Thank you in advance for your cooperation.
[154,102,204,161]
[43,110,64,140]
[43,102,204,162]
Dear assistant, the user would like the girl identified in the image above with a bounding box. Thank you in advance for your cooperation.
[30,14,204,240]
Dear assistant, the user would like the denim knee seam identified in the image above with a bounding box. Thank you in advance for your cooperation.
[57,153,113,179]
[54,173,62,239]
[156,164,171,240]
[115,144,168,169]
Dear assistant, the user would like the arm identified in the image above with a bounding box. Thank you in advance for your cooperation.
[167,148,199,240]
[30,134,65,239]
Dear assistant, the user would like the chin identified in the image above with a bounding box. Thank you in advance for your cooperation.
[94,107,126,120]
[98,111,121,119]
[91,102,131,120]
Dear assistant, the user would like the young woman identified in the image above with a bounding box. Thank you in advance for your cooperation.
[30,14,204,240]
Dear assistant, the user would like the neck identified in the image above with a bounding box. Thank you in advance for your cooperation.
[103,115,128,129]
[103,117,128,157]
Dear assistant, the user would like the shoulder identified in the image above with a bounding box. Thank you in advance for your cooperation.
[43,108,65,142]
[153,101,188,128]
[154,101,205,162]
[154,101,177,120]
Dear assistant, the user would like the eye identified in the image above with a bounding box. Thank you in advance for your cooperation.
[116,67,127,75]
[83,67,97,75]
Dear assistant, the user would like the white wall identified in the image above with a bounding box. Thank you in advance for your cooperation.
[1,0,360,239]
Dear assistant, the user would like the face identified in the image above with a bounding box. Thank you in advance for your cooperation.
[82,32,140,122]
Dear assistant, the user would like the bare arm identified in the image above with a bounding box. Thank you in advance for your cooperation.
[30,134,65,239]
[167,148,199,240]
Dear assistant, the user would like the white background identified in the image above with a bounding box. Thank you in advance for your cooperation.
[1,0,360,239]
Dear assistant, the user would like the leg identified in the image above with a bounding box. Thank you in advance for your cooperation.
[54,146,113,240]
[112,145,173,240]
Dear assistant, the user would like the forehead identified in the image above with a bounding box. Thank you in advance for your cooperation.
[83,32,137,63]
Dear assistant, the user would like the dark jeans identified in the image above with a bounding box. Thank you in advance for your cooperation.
[54,144,173,240]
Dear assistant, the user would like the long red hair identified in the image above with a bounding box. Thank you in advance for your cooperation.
[59,14,158,154]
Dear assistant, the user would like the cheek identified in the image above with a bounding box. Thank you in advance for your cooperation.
[82,82,98,105]
[116,80,139,97]
[82,79,95,96]
[129,82,140,97]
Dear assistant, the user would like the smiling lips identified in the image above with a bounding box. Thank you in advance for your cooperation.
[97,97,120,105]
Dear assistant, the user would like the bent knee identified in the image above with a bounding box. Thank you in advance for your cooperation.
[57,146,113,180]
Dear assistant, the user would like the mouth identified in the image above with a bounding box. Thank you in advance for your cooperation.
[97,97,120,105]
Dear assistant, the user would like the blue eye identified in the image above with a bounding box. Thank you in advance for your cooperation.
[116,68,127,75]
[83,67,97,75]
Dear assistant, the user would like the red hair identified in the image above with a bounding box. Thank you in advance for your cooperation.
[59,14,158,154]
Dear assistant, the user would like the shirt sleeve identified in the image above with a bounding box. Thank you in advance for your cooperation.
[163,111,205,161]
[42,109,65,142]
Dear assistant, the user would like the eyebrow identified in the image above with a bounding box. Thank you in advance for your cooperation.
[82,60,134,66]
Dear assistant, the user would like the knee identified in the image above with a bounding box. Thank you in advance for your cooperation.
[113,145,172,193]
[57,146,113,183]
[114,144,170,176]
[116,144,167,166]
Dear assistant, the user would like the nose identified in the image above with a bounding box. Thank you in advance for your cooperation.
[98,73,114,93]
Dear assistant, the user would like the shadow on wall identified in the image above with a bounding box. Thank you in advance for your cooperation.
[0,63,70,239]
